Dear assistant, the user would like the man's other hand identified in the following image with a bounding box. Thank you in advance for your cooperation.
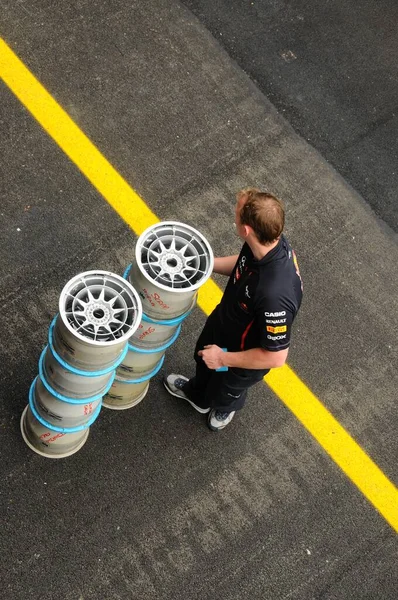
[198,345,226,370]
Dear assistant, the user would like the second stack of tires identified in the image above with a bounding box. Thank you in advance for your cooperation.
[103,222,214,410]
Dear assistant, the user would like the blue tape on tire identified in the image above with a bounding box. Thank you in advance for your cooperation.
[115,354,165,384]
[29,378,102,433]
[38,347,115,404]
[48,316,128,376]
[128,323,181,354]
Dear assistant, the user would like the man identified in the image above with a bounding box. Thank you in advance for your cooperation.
[163,188,303,431]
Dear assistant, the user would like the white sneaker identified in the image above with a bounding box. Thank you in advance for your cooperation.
[208,409,236,431]
[163,374,210,414]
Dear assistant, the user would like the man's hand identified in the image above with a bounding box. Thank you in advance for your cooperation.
[198,344,226,370]
[198,345,288,370]
[213,255,239,277]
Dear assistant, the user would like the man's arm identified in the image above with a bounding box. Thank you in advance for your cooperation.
[213,255,239,276]
[198,345,288,370]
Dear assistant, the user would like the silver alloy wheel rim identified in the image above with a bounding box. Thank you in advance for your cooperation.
[59,271,142,346]
[135,222,214,292]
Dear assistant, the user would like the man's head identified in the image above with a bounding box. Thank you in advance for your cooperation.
[235,188,285,245]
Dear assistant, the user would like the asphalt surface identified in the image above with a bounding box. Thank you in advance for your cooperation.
[1,1,397,599]
[182,0,398,234]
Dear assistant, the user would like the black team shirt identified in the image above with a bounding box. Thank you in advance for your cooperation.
[212,235,303,353]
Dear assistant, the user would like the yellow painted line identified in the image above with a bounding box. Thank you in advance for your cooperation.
[0,39,157,236]
[266,367,398,532]
[1,38,397,532]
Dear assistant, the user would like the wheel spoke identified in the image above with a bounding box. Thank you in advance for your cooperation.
[169,237,176,252]
[149,247,161,258]
[179,243,189,256]
[107,296,118,308]
[87,289,96,303]
[157,239,167,254]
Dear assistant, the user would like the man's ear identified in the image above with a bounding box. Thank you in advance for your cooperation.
[242,224,251,238]
[237,191,248,203]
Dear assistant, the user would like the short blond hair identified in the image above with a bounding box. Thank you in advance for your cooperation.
[239,188,285,244]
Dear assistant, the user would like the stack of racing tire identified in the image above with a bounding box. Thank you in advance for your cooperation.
[103,222,214,410]
[20,271,142,458]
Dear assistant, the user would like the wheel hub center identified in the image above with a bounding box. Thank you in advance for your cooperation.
[86,303,111,325]
[160,252,184,273]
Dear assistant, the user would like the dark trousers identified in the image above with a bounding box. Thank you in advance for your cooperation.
[183,311,269,413]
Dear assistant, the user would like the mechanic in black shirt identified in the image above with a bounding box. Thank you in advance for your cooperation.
[164,188,303,431]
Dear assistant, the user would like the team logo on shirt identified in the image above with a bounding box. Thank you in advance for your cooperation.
[266,325,287,334]
[266,318,286,324]
[239,302,249,313]
[234,255,248,283]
